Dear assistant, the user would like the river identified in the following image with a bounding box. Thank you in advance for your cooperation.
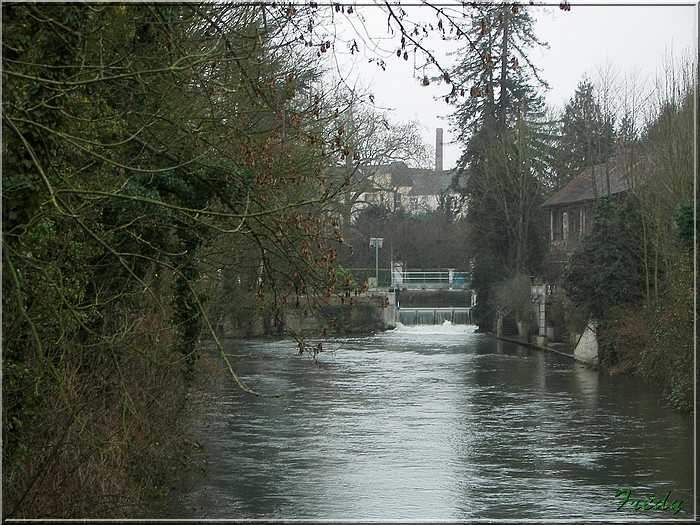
[165,323,695,520]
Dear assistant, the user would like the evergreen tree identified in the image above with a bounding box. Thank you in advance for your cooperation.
[563,195,647,322]
[450,3,548,139]
[450,3,550,329]
[552,78,617,188]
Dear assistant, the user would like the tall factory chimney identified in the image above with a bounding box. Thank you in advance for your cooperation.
[435,128,444,172]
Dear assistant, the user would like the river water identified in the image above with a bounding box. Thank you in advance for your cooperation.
[166,323,695,520]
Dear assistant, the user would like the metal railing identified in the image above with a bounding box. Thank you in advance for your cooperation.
[394,271,470,290]
[338,268,471,290]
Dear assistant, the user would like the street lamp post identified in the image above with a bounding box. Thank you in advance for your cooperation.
[369,237,383,289]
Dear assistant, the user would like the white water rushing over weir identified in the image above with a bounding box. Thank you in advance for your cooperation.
[164,322,695,520]
[398,307,472,325]
[393,320,477,333]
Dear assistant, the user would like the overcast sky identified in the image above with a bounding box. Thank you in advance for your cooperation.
[336,2,697,170]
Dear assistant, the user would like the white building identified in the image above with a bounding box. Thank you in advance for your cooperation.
[355,161,464,218]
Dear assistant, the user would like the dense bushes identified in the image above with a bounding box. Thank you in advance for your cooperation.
[563,197,694,412]
[640,249,693,411]
[494,273,536,332]
[563,195,647,322]
[595,249,693,411]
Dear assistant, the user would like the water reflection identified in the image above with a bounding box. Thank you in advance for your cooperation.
[166,324,694,520]
[573,361,600,409]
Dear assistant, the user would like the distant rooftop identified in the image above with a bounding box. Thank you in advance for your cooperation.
[371,161,456,196]
[543,147,644,208]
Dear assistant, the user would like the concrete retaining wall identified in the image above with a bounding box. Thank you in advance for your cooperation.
[286,294,395,335]
[214,292,397,338]
[573,322,599,366]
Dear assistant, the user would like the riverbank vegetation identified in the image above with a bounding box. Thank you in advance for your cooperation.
[451,3,695,412]
[562,60,695,412]
[1,3,419,517]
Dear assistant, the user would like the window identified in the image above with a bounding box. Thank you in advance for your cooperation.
[569,207,580,238]
[551,208,563,241]
[394,192,403,210]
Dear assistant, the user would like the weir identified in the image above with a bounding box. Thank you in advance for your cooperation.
[398,307,472,325]
[395,287,473,326]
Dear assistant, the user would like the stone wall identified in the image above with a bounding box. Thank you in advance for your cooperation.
[214,292,397,339]
[286,294,396,334]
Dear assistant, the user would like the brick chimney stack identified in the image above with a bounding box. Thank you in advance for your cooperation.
[435,128,444,172]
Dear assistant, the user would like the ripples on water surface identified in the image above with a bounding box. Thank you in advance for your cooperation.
[168,323,695,520]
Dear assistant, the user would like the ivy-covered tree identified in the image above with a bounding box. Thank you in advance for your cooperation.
[563,195,647,322]
[1,3,351,517]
